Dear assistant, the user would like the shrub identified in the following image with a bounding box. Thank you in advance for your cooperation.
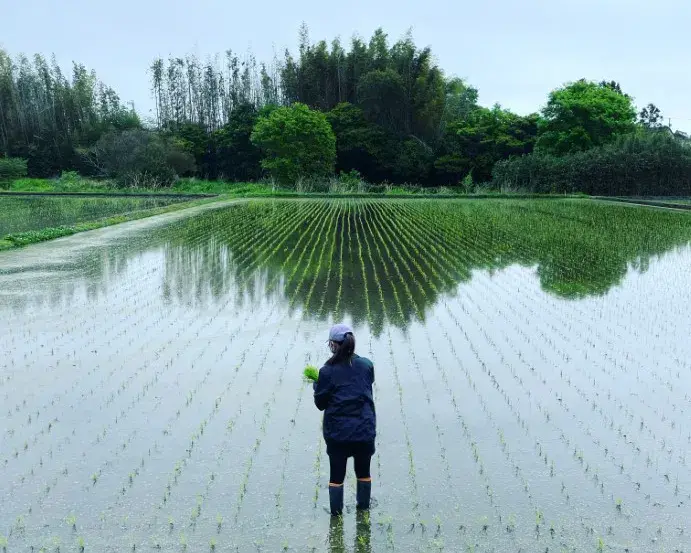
[493,132,691,196]
[251,103,336,185]
[0,158,28,188]
[87,129,196,187]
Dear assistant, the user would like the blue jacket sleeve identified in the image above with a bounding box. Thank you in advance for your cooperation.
[313,367,332,411]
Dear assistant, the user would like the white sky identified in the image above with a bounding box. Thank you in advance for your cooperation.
[2,0,691,132]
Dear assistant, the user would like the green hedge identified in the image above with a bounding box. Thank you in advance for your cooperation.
[492,133,691,196]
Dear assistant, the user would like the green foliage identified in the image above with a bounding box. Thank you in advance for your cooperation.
[251,103,336,184]
[0,49,138,177]
[212,103,262,180]
[326,102,396,182]
[395,138,434,183]
[89,129,196,187]
[493,132,691,195]
[303,365,319,383]
[0,157,28,187]
[436,106,538,183]
[536,79,637,156]
[639,103,663,128]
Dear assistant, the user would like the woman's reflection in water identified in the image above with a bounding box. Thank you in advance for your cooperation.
[328,511,371,553]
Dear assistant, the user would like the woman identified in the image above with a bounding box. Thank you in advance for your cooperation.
[313,323,376,516]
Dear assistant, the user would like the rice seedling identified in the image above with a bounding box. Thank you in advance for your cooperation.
[302,365,318,383]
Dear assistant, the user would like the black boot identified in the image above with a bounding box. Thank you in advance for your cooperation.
[329,485,344,516]
[356,479,371,510]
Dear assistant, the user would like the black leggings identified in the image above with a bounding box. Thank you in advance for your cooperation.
[327,440,374,485]
[329,453,371,485]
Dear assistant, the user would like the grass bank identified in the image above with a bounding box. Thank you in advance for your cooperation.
[4,176,586,198]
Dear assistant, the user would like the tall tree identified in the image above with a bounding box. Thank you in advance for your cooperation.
[639,103,663,128]
[536,79,637,156]
[0,48,137,175]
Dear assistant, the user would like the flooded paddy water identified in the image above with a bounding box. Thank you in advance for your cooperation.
[1,198,690,552]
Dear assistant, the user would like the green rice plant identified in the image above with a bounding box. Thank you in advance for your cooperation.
[210,538,216,551]
[66,513,77,530]
[303,365,318,383]
[77,536,85,552]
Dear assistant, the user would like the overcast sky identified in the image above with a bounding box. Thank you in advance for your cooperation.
[2,0,690,132]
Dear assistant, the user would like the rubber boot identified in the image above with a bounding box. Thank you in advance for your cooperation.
[356,479,371,510]
[329,484,344,516]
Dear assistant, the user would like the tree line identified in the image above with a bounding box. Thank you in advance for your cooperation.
[1,26,689,195]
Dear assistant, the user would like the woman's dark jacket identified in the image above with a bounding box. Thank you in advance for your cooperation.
[313,354,376,443]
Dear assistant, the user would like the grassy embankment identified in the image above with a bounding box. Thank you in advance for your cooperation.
[4,176,582,197]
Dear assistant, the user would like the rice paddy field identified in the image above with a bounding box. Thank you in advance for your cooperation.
[1,198,691,553]
[0,195,188,237]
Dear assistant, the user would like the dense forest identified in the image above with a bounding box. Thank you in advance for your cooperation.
[1,26,690,195]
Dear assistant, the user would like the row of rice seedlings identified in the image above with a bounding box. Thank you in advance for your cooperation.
[453,271,675,544]
[420,328,511,532]
[4,217,251,544]
[9,291,239,547]
[0,276,213,543]
[330,202,349,321]
[363,202,425,321]
[390,216,584,540]
[313,201,342,318]
[224,200,324,284]
[273,350,311,525]
[1,263,154,454]
[291,203,343,312]
[483,264,689,498]
[366,205,513,541]
[359,212,421,526]
[460,202,691,390]
[154,206,338,549]
[265,201,334,297]
[143,294,288,543]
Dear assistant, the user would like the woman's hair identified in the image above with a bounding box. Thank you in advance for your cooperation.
[326,332,355,365]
